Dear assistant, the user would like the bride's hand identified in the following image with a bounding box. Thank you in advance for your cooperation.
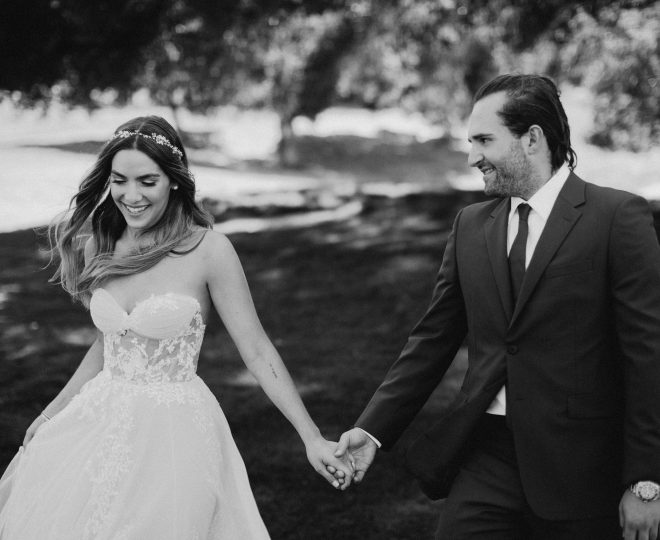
[305,435,354,491]
[23,414,48,447]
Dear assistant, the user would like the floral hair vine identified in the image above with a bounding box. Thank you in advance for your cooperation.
[111,130,183,159]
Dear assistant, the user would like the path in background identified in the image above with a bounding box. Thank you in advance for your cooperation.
[1,85,659,233]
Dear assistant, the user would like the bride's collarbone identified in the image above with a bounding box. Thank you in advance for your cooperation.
[101,239,210,312]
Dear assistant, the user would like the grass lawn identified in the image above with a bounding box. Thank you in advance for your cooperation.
[0,190,491,539]
[1,98,659,538]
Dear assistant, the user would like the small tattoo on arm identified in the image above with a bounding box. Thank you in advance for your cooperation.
[270,364,278,378]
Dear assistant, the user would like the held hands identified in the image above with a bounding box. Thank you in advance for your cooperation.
[305,435,355,490]
[620,490,660,540]
[333,428,378,484]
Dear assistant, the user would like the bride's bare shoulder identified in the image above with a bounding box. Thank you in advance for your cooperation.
[195,231,245,281]
[172,227,212,252]
[198,230,237,258]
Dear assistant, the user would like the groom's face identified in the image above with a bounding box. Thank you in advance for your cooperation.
[467,92,532,198]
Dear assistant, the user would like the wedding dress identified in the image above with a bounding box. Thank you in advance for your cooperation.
[0,289,270,539]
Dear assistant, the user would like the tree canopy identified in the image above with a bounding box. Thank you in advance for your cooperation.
[1,0,658,152]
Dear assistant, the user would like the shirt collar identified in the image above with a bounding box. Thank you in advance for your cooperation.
[509,163,571,222]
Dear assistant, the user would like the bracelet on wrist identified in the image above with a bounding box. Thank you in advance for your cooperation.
[39,411,52,421]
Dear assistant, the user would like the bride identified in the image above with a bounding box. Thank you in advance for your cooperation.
[0,116,352,539]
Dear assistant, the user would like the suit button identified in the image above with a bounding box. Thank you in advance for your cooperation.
[507,345,519,354]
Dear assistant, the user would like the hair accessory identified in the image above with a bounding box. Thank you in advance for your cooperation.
[112,130,183,159]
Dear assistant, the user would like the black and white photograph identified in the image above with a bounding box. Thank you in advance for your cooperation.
[0,1,659,538]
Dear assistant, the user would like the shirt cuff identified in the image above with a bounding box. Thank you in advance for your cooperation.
[356,427,382,448]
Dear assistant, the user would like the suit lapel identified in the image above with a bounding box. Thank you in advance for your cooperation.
[484,198,514,322]
[510,173,586,327]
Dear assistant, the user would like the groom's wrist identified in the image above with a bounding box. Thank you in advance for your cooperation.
[356,427,381,449]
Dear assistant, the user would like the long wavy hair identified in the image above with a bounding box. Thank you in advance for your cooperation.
[49,115,213,305]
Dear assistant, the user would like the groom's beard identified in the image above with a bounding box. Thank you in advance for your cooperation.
[483,142,533,199]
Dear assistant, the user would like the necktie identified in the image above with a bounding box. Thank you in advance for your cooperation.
[509,203,531,304]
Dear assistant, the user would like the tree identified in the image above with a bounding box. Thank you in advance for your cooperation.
[459,0,660,150]
[254,9,361,164]
[137,1,361,161]
[561,3,660,150]
[0,0,171,106]
[334,1,495,125]
[2,0,657,156]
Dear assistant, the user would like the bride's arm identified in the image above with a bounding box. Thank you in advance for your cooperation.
[42,333,105,419]
[23,237,105,446]
[203,232,354,489]
[23,331,104,446]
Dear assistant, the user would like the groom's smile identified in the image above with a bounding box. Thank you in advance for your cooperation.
[467,92,533,198]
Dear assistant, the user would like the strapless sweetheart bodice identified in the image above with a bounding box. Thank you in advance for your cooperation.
[89,289,206,384]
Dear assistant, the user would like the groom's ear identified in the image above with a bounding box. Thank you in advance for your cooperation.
[524,124,546,155]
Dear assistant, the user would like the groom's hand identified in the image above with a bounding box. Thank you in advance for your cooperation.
[620,489,660,540]
[334,428,378,484]
[305,436,354,490]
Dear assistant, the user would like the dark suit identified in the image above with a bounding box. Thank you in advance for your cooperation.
[356,173,660,521]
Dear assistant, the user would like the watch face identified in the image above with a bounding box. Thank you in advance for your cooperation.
[637,482,660,501]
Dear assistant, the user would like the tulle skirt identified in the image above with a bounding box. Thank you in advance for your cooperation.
[0,370,270,539]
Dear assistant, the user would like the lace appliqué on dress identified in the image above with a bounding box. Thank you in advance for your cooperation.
[103,297,205,386]
[82,387,135,540]
[78,293,215,535]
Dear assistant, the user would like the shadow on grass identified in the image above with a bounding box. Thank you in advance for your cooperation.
[0,191,484,539]
[2,191,659,539]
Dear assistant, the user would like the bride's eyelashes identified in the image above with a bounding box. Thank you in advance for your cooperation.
[109,175,159,187]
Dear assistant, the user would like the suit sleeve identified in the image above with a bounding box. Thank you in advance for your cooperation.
[608,195,660,485]
[355,210,469,450]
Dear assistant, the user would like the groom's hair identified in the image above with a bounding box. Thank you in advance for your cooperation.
[474,74,577,171]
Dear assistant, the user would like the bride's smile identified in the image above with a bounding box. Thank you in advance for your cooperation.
[110,149,174,233]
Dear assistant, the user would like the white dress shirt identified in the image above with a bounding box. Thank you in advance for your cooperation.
[486,164,571,415]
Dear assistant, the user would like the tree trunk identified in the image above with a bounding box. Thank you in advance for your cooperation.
[277,115,300,168]
[169,103,182,132]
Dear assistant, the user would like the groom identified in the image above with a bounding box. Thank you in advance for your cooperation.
[335,74,660,539]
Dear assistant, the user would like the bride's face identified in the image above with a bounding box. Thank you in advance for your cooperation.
[109,149,173,232]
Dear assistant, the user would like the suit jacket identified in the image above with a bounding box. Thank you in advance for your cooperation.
[356,173,660,520]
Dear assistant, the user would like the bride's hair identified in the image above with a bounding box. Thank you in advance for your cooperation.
[49,115,213,305]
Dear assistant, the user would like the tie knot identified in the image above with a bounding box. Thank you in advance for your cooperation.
[517,203,531,222]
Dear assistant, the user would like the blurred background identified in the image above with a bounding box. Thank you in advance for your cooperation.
[1,1,659,538]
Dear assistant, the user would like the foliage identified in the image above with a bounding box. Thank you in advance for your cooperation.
[135,1,361,160]
[335,1,493,126]
[1,0,658,153]
[461,0,660,151]
[561,3,660,151]
[0,0,170,106]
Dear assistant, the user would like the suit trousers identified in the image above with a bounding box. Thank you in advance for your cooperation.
[435,414,621,540]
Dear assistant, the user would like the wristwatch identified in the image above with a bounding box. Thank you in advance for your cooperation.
[630,481,660,502]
